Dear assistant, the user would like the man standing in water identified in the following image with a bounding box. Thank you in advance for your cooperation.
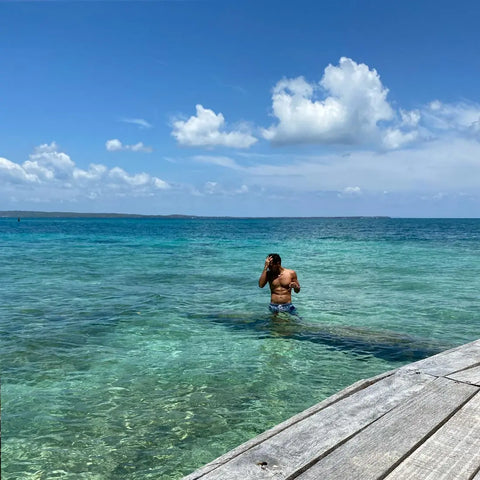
[258,253,300,314]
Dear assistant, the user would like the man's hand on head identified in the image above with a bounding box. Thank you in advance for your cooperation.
[264,256,273,270]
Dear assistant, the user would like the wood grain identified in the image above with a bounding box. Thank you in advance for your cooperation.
[448,365,480,386]
[385,391,480,480]
[400,340,480,377]
[295,378,477,480]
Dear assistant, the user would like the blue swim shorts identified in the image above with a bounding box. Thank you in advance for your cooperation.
[269,302,297,314]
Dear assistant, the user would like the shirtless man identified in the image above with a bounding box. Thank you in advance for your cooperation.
[258,253,300,314]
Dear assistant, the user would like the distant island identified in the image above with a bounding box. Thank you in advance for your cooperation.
[1,210,201,219]
[1,210,391,219]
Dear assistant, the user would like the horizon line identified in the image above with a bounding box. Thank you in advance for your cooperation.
[1,210,479,220]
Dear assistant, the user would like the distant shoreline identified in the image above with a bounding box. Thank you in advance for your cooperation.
[1,210,392,220]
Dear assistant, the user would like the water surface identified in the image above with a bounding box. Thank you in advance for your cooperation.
[2,217,479,479]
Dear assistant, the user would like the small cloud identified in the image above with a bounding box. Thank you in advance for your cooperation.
[121,118,152,129]
[105,139,153,153]
[201,181,249,196]
[171,104,257,148]
[341,186,362,196]
[129,142,153,152]
[106,139,123,151]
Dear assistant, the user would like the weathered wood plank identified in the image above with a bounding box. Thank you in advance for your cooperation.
[182,370,395,480]
[447,365,480,386]
[400,339,480,377]
[295,377,477,480]
[184,371,435,480]
[384,391,480,480]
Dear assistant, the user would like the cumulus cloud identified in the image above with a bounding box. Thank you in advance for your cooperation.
[106,139,122,151]
[105,139,153,152]
[260,57,480,150]
[0,157,39,183]
[262,57,394,146]
[171,104,257,148]
[0,142,169,204]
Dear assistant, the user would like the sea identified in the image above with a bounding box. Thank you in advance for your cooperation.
[1,217,479,479]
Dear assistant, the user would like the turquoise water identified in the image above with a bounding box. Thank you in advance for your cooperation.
[2,217,479,479]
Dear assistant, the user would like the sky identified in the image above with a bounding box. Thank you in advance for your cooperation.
[1,0,480,217]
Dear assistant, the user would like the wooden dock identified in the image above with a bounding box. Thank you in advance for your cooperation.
[183,339,480,480]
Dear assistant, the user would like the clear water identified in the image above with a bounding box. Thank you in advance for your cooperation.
[1,217,479,479]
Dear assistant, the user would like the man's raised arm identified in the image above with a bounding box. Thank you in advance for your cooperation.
[258,256,271,288]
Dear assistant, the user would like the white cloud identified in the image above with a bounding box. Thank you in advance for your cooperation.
[23,142,76,180]
[422,100,480,135]
[0,143,169,204]
[106,139,123,151]
[0,157,39,183]
[201,180,249,196]
[171,104,257,148]
[262,57,394,146]
[121,118,152,129]
[108,167,168,189]
[400,109,421,127]
[129,142,153,152]
[382,128,420,150]
[342,186,362,196]
[105,139,153,152]
[260,57,480,150]
[170,59,480,154]
[73,163,107,181]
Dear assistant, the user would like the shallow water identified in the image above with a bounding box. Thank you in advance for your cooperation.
[1,217,479,479]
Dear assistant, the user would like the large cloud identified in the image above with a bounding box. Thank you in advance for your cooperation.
[171,104,257,148]
[262,57,395,145]
[261,57,480,150]
[0,142,169,203]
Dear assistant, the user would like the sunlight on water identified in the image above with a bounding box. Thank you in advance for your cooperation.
[1,217,479,478]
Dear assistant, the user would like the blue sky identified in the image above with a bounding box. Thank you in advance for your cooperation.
[1,0,480,217]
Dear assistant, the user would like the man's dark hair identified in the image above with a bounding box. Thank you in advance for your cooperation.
[268,253,281,265]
